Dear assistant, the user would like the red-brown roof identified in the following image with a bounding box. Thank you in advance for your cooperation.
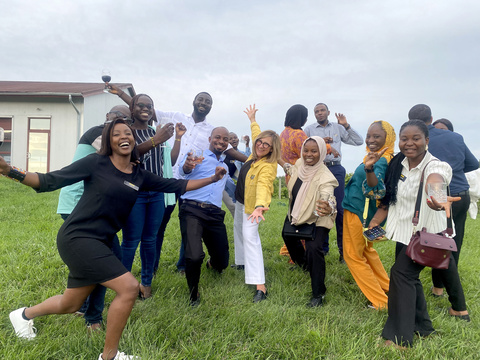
[0,81,135,97]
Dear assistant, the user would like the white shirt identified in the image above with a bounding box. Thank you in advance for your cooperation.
[385,152,454,245]
[155,110,214,179]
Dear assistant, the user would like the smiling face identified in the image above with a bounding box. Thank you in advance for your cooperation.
[314,104,330,125]
[255,136,273,159]
[399,125,429,162]
[209,127,229,155]
[229,132,239,148]
[132,95,154,123]
[193,93,212,117]
[302,139,321,166]
[111,123,135,156]
[365,123,387,152]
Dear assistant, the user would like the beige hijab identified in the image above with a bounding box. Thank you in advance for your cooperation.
[291,136,328,224]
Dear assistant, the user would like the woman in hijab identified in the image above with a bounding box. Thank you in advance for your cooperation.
[342,121,396,310]
[282,136,338,307]
[279,105,335,260]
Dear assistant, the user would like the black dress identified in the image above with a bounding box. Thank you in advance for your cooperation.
[36,154,188,288]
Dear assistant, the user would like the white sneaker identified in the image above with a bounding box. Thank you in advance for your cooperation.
[98,351,139,360]
[9,307,37,340]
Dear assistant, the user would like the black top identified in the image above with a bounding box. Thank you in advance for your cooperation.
[290,178,303,212]
[37,153,187,247]
[234,159,253,204]
[135,127,164,177]
[224,153,238,178]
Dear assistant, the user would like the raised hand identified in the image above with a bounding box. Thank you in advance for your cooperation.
[335,113,348,128]
[0,155,10,175]
[212,166,227,182]
[156,123,175,144]
[244,104,258,123]
[365,148,387,168]
[175,122,187,139]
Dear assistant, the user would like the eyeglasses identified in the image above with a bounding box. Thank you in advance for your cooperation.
[256,139,272,149]
[136,103,154,110]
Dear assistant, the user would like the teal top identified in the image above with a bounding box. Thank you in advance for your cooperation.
[342,157,388,225]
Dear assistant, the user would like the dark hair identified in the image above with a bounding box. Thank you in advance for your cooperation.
[130,94,155,125]
[194,92,212,102]
[98,119,139,163]
[314,102,329,111]
[284,104,308,129]
[432,118,454,132]
[380,120,428,207]
[408,104,431,123]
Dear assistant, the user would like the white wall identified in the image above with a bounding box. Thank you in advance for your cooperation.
[0,96,82,170]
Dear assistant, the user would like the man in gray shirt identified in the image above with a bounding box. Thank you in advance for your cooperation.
[304,103,363,262]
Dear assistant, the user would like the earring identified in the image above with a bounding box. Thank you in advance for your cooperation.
[425,145,429,151]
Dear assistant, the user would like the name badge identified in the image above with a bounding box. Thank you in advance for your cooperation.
[124,180,139,191]
[399,174,406,182]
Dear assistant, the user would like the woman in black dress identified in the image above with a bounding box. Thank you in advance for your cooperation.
[2,119,226,360]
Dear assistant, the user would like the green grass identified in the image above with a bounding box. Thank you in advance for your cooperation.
[0,176,479,359]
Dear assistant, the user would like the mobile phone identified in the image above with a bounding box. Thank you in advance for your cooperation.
[363,226,386,241]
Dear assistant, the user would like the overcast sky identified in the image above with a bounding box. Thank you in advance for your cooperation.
[1,0,479,172]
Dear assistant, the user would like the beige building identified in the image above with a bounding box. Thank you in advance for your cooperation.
[0,81,135,172]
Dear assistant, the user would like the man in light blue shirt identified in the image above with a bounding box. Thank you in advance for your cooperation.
[178,126,230,306]
[304,103,363,263]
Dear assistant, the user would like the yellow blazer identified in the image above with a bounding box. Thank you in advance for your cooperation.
[243,122,278,214]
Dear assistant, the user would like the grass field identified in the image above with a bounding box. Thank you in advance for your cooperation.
[0,176,479,359]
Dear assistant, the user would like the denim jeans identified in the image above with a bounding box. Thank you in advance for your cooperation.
[121,191,165,286]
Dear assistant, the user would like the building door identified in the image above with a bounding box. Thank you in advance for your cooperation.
[27,118,51,173]
[0,118,12,164]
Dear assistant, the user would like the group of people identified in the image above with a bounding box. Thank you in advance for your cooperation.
[1,87,477,358]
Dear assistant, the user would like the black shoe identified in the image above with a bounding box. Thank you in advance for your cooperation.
[307,295,325,308]
[339,255,345,264]
[230,264,245,270]
[253,290,267,303]
[430,286,444,298]
[190,293,201,307]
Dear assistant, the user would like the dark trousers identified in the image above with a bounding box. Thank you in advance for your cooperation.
[432,192,470,288]
[383,243,466,346]
[322,164,345,255]
[283,224,328,297]
[179,203,229,300]
[61,214,122,325]
[153,203,176,273]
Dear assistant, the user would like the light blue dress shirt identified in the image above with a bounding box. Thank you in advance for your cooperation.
[179,149,229,208]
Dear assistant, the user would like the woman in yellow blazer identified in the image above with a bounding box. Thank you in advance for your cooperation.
[233,104,281,302]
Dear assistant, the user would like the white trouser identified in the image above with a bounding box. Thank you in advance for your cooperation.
[233,202,265,285]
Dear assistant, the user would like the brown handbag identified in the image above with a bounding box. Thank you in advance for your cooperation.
[405,161,457,269]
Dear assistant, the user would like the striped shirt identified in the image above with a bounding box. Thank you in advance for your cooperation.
[385,152,454,245]
[134,128,163,177]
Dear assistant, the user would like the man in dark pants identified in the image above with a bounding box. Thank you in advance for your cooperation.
[178,127,230,306]
[304,103,363,262]
[408,104,478,297]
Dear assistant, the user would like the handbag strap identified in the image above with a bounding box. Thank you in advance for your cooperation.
[412,160,453,234]
[362,197,370,228]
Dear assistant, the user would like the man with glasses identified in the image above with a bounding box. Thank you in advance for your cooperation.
[304,103,363,263]
[56,105,135,332]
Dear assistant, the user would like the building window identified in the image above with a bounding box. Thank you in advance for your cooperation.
[0,117,12,165]
[27,117,51,173]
